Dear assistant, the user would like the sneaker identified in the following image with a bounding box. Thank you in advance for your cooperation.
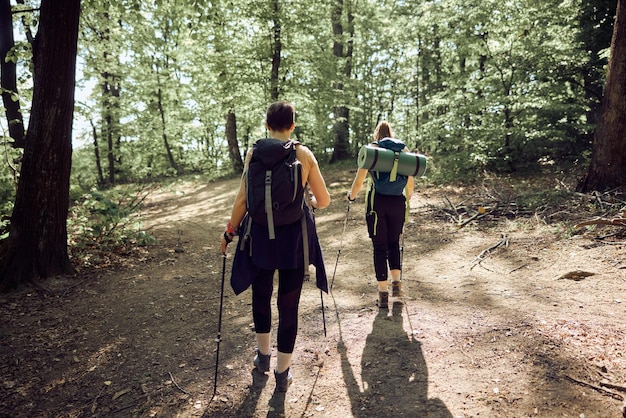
[274,368,293,392]
[391,281,402,297]
[377,291,389,309]
[253,349,271,373]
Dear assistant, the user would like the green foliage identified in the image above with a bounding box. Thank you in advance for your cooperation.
[0,136,20,240]
[67,186,155,268]
[7,0,615,192]
[70,145,100,194]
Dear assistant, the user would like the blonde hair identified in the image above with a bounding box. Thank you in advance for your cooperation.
[373,120,394,141]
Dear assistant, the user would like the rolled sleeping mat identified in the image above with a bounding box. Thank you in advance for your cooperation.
[357,144,427,177]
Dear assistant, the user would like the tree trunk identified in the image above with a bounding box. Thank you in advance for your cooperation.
[0,0,26,148]
[0,0,81,291]
[225,110,244,174]
[102,77,116,185]
[269,0,282,101]
[157,86,179,174]
[578,0,617,150]
[330,0,353,163]
[89,119,105,186]
[579,0,626,193]
[101,73,122,184]
[420,36,432,127]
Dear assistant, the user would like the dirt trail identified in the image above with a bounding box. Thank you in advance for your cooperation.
[1,170,626,417]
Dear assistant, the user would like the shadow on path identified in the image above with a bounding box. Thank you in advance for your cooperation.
[204,368,269,417]
[338,300,453,417]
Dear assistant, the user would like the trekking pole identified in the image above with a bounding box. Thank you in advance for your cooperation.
[399,227,405,282]
[310,204,327,337]
[330,203,351,290]
[212,253,227,400]
[320,290,327,337]
[400,195,410,283]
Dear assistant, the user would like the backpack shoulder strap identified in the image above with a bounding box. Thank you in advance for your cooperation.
[264,167,275,239]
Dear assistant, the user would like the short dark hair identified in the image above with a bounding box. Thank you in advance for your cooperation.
[266,101,295,132]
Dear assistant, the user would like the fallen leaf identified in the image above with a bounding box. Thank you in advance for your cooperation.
[112,388,131,400]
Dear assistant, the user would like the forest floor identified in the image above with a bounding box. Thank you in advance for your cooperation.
[2,166,626,418]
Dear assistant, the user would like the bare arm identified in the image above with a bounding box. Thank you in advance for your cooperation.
[229,148,253,228]
[406,175,415,200]
[307,158,331,209]
[348,168,369,201]
[229,177,247,228]
[221,150,252,254]
[403,145,415,199]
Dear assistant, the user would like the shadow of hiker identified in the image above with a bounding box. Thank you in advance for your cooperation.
[340,301,453,418]
[266,388,286,418]
[220,369,269,418]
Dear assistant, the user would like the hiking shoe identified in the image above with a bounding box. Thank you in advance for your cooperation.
[254,349,271,373]
[274,368,293,392]
[391,281,402,297]
[377,291,389,309]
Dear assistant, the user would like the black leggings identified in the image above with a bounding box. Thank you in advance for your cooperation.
[251,266,305,353]
[366,192,406,282]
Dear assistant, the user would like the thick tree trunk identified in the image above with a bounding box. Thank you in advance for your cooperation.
[330,106,351,162]
[225,110,244,174]
[579,0,626,193]
[330,0,353,163]
[578,0,617,150]
[0,0,26,148]
[0,0,81,291]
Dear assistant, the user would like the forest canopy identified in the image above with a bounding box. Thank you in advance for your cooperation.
[2,0,616,194]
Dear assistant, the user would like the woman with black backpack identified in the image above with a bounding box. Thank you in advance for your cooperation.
[220,101,331,393]
[347,121,415,309]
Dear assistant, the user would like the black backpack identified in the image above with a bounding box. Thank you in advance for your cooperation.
[246,138,305,239]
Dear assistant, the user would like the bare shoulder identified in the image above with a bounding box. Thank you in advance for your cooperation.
[295,143,316,162]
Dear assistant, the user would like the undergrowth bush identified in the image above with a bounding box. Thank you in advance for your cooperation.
[68,185,156,269]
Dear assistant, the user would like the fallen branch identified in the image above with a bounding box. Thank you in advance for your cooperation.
[169,371,190,395]
[565,375,624,401]
[601,380,626,393]
[457,204,498,229]
[509,264,528,273]
[443,195,460,223]
[90,385,106,413]
[61,279,89,297]
[470,234,508,269]
[575,216,626,228]
[457,210,490,229]
[443,195,457,213]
